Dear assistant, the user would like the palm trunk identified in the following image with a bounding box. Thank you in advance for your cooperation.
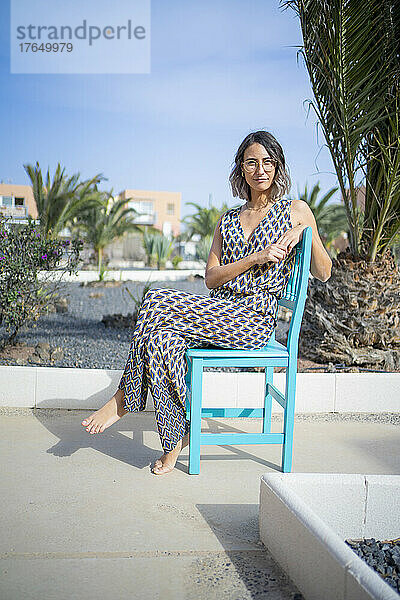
[299,249,400,370]
[97,247,102,278]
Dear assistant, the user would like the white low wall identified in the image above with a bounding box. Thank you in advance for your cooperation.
[1,366,399,412]
[37,269,205,283]
[259,473,400,600]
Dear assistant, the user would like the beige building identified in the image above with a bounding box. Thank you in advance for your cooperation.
[0,184,38,221]
[0,184,181,263]
[0,184,181,233]
[116,189,181,237]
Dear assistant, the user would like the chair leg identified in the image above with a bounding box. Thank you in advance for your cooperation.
[281,362,296,473]
[188,358,203,475]
[184,356,192,418]
[263,366,273,433]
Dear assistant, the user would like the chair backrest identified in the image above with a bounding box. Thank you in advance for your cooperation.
[275,226,312,354]
[279,226,312,310]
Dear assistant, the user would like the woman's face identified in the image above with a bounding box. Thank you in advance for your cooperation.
[242,142,276,194]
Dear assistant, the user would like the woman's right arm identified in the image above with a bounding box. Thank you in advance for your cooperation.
[204,215,288,290]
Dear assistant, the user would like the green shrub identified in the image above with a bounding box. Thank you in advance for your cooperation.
[171,255,183,269]
[196,234,213,263]
[142,230,174,269]
[153,235,174,269]
[0,216,83,348]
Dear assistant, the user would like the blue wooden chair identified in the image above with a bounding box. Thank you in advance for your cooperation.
[184,226,312,474]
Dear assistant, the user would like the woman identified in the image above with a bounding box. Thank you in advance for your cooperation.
[81,130,332,475]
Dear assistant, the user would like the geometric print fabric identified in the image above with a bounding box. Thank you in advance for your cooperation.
[117,198,295,454]
[117,287,276,453]
[209,197,296,316]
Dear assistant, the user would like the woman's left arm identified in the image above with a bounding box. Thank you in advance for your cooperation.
[277,200,333,282]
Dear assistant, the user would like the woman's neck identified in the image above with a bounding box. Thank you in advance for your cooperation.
[246,192,275,211]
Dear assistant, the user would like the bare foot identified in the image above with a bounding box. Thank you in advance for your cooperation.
[81,388,128,434]
[152,432,189,475]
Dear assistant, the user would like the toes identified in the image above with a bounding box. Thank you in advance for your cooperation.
[82,417,93,426]
[152,463,174,475]
[152,455,166,470]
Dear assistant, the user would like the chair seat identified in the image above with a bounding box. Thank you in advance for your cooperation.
[186,338,289,359]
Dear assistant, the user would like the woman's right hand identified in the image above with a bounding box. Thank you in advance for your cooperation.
[253,243,288,265]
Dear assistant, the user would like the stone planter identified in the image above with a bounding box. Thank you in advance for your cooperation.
[259,473,400,600]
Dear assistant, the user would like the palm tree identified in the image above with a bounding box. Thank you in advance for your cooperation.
[294,183,348,252]
[181,201,232,239]
[24,162,105,239]
[281,0,399,261]
[181,200,236,263]
[76,190,141,279]
[281,0,400,369]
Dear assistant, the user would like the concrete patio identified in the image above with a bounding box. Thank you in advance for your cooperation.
[1,408,399,600]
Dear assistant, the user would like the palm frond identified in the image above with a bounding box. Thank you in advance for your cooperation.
[281,0,400,259]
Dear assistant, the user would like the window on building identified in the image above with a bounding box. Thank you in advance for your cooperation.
[128,199,154,214]
[140,200,154,214]
[15,197,25,206]
[1,196,12,207]
[167,203,175,215]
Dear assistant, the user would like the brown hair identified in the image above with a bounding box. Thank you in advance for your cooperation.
[229,130,291,202]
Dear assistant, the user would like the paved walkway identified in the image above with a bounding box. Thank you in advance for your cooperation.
[1,409,399,600]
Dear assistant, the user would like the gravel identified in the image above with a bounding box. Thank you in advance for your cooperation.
[0,407,399,425]
[0,279,291,371]
[0,279,397,389]
[346,537,400,595]
[0,279,210,370]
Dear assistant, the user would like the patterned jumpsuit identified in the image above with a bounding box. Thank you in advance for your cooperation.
[117,197,295,453]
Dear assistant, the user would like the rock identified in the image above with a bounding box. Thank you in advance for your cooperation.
[277,305,291,322]
[104,280,122,287]
[83,280,122,288]
[346,537,400,592]
[34,342,50,360]
[55,297,69,313]
[15,357,27,365]
[50,347,64,361]
[101,312,137,328]
[36,342,50,351]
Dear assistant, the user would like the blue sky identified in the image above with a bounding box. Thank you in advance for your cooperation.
[0,0,341,222]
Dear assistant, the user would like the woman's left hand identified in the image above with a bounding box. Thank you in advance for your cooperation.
[276,224,306,254]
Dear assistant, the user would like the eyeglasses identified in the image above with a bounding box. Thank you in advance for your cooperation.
[242,158,277,173]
